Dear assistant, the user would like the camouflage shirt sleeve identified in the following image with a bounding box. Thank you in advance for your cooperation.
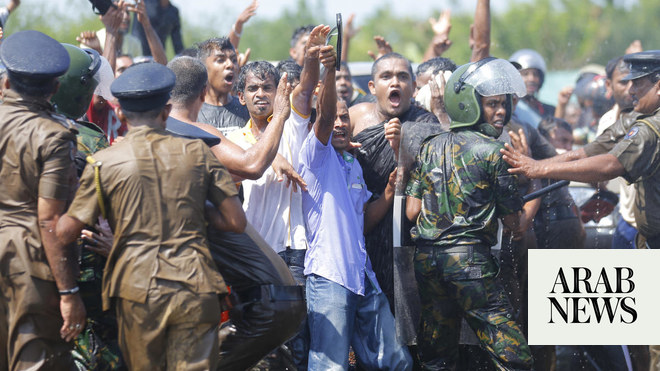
[492,143,522,216]
[405,142,429,200]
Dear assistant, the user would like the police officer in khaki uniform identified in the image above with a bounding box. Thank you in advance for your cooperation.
[0,30,85,370]
[50,62,247,370]
[502,50,660,248]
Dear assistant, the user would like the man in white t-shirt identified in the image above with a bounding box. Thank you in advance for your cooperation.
[227,24,331,370]
[597,56,638,248]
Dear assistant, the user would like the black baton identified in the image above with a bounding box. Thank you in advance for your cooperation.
[522,180,570,203]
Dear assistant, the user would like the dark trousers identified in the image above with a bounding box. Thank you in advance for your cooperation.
[278,248,310,370]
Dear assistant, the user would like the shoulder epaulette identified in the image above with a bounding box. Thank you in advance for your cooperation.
[86,156,107,219]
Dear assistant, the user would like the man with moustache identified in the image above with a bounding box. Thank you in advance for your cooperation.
[196,37,249,136]
[598,56,639,248]
[228,25,333,369]
[502,50,660,249]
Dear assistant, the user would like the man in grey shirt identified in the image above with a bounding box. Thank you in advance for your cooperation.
[196,37,249,135]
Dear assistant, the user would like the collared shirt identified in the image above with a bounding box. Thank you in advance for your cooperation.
[0,89,77,280]
[228,108,310,253]
[67,125,237,310]
[406,129,522,247]
[299,131,379,295]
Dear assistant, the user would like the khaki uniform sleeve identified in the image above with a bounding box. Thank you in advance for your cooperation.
[39,129,77,200]
[584,113,635,157]
[584,126,619,157]
[610,123,660,184]
[204,145,239,206]
[67,162,102,226]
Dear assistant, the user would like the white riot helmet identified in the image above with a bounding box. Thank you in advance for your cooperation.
[509,49,547,87]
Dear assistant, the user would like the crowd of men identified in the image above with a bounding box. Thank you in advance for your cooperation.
[1,0,660,370]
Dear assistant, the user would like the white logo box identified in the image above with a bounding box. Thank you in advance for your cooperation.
[528,249,660,345]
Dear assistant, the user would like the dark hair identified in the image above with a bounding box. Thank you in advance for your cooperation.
[290,25,315,48]
[117,53,134,61]
[339,61,352,76]
[371,53,414,81]
[120,107,164,121]
[236,61,280,93]
[538,116,573,139]
[178,47,199,58]
[605,56,626,80]
[276,59,302,84]
[416,57,457,78]
[7,73,59,98]
[167,56,208,106]
[195,37,235,61]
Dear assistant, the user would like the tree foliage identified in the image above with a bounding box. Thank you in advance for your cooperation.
[3,0,659,70]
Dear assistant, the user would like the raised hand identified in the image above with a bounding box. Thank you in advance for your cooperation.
[76,31,102,54]
[508,128,530,157]
[429,72,449,125]
[319,45,336,69]
[101,0,124,35]
[272,73,293,122]
[500,143,542,179]
[238,48,251,68]
[557,86,574,107]
[429,9,452,36]
[236,0,258,27]
[127,0,150,27]
[384,118,401,157]
[306,24,331,54]
[367,36,393,61]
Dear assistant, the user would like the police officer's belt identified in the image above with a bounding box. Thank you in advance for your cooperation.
[417,245,491,255]
[234,284,304,304]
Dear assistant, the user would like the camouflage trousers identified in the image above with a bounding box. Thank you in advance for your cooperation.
[414,245,533,370]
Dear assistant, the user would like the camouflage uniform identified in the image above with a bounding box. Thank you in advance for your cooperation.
[71,121,125,371]
[406,128,533,370]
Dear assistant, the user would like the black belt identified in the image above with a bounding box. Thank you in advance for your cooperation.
[416,245,491,255]
[234,284,304,304]
[535,205,577,223]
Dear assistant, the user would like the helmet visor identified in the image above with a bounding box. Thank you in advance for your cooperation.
[464,58,526,98]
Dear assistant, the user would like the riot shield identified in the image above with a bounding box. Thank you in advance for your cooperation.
[393,121,444,345]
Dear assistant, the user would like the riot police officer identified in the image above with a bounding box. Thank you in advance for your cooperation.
[405,58,533,370]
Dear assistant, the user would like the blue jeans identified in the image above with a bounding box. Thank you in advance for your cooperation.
[306,274,412,371]
[278,249,309,370]
[612,218,637,249]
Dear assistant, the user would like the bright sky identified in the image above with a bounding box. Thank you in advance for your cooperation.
[173,0,496,31]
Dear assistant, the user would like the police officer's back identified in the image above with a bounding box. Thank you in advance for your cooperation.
[0,30,84,370]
